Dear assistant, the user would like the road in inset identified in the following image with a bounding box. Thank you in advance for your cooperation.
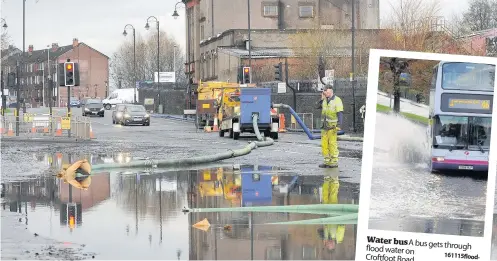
[368,113,487,237]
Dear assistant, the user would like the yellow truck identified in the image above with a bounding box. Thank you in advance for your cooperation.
[193,81,256,128]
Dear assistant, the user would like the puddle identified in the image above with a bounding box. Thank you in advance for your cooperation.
[1,164,360,260]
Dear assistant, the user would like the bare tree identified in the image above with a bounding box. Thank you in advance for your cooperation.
[110,30,185,89]
[462,0,497,32]
[1,30,11,49]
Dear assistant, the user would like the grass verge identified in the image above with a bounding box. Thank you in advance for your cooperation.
[376,104,429,125]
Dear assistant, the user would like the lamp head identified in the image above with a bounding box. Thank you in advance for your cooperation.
[145,22,150,30]
[172,10,179,19]
[2,23,7,29]
[122,30,127,36]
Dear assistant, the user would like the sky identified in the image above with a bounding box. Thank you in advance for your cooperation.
[1,0,469,58]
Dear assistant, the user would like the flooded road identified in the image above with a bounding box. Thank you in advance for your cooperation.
[368,113,487,237]
[1,152,360,260]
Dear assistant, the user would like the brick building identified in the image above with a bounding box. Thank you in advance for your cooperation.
[1,38,109,108]
[181,0,381,83]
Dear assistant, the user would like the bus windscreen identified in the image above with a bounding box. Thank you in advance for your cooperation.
[441,62,495,91]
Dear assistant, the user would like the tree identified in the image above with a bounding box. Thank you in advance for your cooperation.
[462,0,497,32]
[1,30,11,49]
[110,30,185,89]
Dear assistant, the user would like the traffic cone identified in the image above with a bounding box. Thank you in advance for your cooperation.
[89,124,95,139]
[55,122,62,136]
[278,113,287,132]
[7,122,14,136]
[212,117,219,132]
[31,121,37,133]
[0,119,4,134]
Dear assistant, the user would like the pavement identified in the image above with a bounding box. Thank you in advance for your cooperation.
[376,91,429,118]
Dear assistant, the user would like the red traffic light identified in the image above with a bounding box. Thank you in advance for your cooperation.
[66,63,73,71]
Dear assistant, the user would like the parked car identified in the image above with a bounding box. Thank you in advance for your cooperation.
[112,104,128,124]
[82,99,104,117]
[70,98,81,108]
[119,104,150,126]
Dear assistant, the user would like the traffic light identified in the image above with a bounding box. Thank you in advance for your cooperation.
[58,62,80,87]
[7,72,16,87]
[68,204,76,229]
[64,62,75,86]
[242,67,251,84]
[274,63,282,81]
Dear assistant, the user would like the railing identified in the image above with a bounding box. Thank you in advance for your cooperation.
[1,114,93,140]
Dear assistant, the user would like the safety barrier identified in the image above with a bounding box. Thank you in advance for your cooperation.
[0,114,93,140]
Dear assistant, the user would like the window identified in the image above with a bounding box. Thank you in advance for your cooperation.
[39,63,44,71]
[433,115,492,151]
[441,62,495,91]
[265,246,281,260]
[262,4,278,17]
[299,5,314,18]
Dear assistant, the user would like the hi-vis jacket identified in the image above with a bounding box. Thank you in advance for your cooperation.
[317,96,344,130]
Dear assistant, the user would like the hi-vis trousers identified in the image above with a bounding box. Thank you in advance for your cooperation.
[321,128,339,165]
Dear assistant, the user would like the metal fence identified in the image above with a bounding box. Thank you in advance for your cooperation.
[290,113,314,131]
[1,114,93,140]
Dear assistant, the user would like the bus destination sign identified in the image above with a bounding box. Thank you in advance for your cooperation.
[448,98,491,110]
[441,93,493,114]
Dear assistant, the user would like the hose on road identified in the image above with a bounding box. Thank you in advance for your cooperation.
[92,113,272,171]
[272,103,363,142]
[183,203,359,225]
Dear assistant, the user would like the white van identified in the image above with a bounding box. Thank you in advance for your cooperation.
[102,88,138,110]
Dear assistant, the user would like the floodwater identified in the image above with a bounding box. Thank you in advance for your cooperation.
[1,152,360,260]
[368,113,487,237]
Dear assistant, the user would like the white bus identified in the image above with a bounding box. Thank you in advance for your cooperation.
[429,61,494,173]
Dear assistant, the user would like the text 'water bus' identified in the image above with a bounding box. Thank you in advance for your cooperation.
[429,61,495,173]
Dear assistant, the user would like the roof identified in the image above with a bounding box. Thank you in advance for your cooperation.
[1,42,109,66]
[218,47,352,58]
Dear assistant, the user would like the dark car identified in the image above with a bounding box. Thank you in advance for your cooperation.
[112,104,129,124]
[120,104,150,126]
[82,99,104,117]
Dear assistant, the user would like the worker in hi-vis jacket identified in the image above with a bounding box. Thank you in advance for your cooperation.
[318,176,345,252]
[316,86,344,168]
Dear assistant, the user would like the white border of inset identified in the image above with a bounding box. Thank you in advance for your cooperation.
[356,49,497,261]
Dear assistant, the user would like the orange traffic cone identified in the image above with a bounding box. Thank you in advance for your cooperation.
[0,119,4,134]
[31,121,36,133]
[55,122,62,136]
[192,218,210,231]
[278,113,287,132]
[89,124,95,139]
[7,122,14,136]
[212,117,219,132]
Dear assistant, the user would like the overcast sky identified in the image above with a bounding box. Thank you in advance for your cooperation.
[1,0,469,58]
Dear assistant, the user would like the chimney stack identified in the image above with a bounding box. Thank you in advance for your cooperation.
[28,45,34,55]
[51,43,59,51]
[73,38,79,47]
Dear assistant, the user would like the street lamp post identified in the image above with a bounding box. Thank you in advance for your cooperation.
[351,0,357,133]
[173,1,193,110]
[22,0,26,113]
[123,24,137,104]
[1,19,7,116]
[145,16,160,113]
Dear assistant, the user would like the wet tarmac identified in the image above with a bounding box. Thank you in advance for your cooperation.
[1,154,360,260]
[368,113,487,237]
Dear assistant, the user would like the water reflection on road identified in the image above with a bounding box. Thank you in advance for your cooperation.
[1,159,360,260]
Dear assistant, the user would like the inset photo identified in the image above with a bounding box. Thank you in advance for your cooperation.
[365,50,496,237]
